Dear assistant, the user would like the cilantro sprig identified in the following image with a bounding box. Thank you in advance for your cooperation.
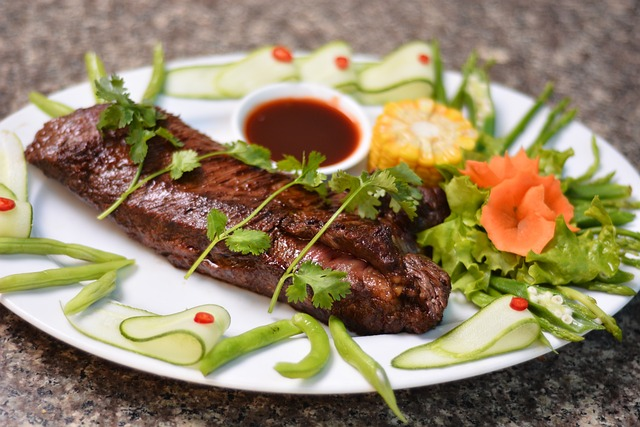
[96,75,182,219]
[94,73,273,220]
[268,162,423,312]
[184,151,327,279]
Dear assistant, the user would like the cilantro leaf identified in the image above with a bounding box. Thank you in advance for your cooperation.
[206,208,228,241]
[222,140,273,170]
[286,261,351,309]
[277,151,327,190]
[169,150,201,180]
[226,228,271,255]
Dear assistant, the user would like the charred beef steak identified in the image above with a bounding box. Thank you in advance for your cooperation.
[25,105,451,335]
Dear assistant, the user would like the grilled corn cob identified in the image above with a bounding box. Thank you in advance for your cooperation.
[368,98,478,186]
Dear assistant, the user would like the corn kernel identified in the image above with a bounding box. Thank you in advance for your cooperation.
[369,98,478,186]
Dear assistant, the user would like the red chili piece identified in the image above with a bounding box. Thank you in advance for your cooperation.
[509,297,529,311]
[418,53,430,65]
[0,197,16,212]
[194,311,215,324]
[272,46,293,63]
[335,56,349,70]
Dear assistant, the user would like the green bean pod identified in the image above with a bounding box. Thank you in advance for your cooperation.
[200,318,302,375]
[0,259,134,293]
[328,316,407,424]
[274,313,330,379]
[142,43,166,105]
[63,270,117,315]
[84,51,107,103]
[28,92,75,118]
[0,237,126,262]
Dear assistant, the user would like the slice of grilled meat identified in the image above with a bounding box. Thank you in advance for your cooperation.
[25,105,451,335]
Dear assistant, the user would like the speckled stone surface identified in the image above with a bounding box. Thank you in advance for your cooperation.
[1,0,639,425]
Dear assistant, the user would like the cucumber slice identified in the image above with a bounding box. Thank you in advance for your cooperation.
[353,79,433,105]
[66,300,230,366]
[0,130,28,202]
[0,184,32,238]
[215,46,298,98]
[392,295,542,369]
[357,41,435,93]
[297,41,357,88]
[164,64,229,99]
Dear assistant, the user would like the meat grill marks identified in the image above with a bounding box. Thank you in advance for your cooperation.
[25,105,451,335]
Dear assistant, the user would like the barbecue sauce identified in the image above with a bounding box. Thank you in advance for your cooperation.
[244,98,360,166]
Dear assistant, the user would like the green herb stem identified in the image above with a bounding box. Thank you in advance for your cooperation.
[97,162,144,220]
[184,180,299,279]
[267,186,362,312]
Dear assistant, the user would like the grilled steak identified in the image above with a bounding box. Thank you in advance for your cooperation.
[25,105,451,335]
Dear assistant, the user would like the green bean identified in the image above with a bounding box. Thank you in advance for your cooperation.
[499,82,554,153]
[566,183,632,200]
[142,43,166,105]
[0,237,126,262]
[84,51,107,103]
[199,318,302,375]
[274,313,330,379]
[63,270,117,315]
[28,91,75,118]
[430,40,448,105]
[536,316,584,342]
[328,316,407,424]
[556,285,622,341]
[0,259,134,293]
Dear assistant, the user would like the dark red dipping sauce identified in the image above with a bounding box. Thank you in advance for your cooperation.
[244,98,360,166]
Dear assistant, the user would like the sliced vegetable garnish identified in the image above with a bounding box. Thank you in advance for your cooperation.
[392,295,542,369]
[0,130,28,201]
[0,185,32,238]
[215,45,297,98]
[296,41,357,89]
[67,301,230,366]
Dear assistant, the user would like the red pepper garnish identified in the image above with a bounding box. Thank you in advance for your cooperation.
[194,311,215,324]
[272,46,293,63]
[509,297,529,311]
[335,56,349,70]
[0,197,16,212]
[418,53,430,65]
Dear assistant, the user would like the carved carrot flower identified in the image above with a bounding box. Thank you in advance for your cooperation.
[461,148,577,256]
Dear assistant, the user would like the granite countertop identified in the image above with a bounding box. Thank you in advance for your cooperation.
[1,1,639,425]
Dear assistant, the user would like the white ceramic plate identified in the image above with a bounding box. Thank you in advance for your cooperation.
[1,54,638,394]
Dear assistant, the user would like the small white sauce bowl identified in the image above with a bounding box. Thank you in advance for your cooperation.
[230,82,371,175]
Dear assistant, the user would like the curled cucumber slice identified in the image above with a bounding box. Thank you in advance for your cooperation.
[355,40,435,102]
[297,41,357,89]
[0,186,32,238]
[66,301,230,366]
[392,295,542,369]
[164,64,229,99]
[215,46,298,98]
[0,130,27,202]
